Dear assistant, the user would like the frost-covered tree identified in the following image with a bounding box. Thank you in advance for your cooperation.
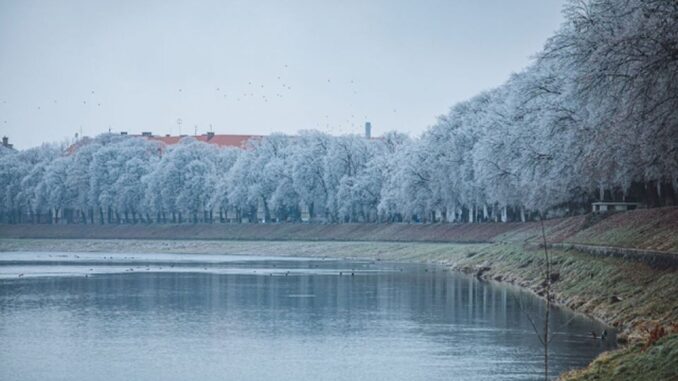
[290,131,331,221]
[145,138,216,223]
[0,144,60,223]
[210,147,241,221]
[231,134,296,222]
[324,135,374,222]
[88,135,160,223]
[65,139,102,223]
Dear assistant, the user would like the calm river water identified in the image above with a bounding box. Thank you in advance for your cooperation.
[0,252,615,381]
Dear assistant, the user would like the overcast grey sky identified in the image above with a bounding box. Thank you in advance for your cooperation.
[0,0,564,149]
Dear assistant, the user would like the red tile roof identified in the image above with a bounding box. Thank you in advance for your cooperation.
[66,134,262,155]
[147,134,262,149]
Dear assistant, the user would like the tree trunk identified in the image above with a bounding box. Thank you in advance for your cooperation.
[262,198,270,223]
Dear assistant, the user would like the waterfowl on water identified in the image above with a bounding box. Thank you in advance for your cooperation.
[591,330,608,340]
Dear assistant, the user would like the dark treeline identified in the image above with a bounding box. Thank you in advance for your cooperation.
[1,0,676,225]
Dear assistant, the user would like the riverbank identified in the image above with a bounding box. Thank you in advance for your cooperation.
[1,207,677,380]
[0,207,676,247]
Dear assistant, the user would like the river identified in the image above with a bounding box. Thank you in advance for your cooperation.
[0,252,615,380]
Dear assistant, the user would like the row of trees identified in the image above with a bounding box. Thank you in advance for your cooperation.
[1,0,676,224]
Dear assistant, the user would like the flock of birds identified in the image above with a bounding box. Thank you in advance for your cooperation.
[0,63,398,137]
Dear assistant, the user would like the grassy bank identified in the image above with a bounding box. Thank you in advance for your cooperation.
[0,222,515,243]
[2,207,676,251]
[0,238,487,260]
[560,334,678,380]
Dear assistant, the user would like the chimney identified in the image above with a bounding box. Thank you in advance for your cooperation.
[206,131,215,140]
[142,131,152,137]
[364,122,372,139]
[2,136,8,147]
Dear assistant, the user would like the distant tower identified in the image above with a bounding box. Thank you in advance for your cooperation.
[2,136,14,149]
[364,122,372,139]
[176,118,183,135]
